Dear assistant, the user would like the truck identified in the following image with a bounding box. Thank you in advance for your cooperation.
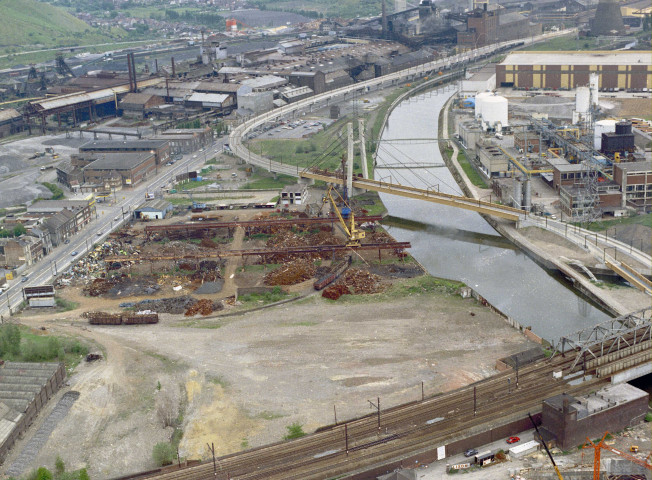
[40,165,54,171]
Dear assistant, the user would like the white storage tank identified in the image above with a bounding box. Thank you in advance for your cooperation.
[480,95,508,127]
[594,119,617,149]
[474,91,493,119]
[575,87,590,114]
[589,73,599,106]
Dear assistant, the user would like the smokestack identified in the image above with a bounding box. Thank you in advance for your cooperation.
[154,58,158,74]
[126,53,134,92]
[382,0,388,39]
[131,53,138,92]
[171,57,176,77]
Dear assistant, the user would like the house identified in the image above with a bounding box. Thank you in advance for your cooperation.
[29,199,96,246]
[134,199,173,220]
[0,236,44,267]
[280,184,309,206]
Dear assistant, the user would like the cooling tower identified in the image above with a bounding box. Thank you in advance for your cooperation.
[591,0,625,36]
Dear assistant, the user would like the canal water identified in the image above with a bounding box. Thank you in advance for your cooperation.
[375,88,610,342]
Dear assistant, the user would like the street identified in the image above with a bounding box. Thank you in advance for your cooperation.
[0,137,227,320]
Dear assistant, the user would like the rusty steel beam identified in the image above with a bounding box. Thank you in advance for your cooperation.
[144,216,383,234]
[103,242,410,262]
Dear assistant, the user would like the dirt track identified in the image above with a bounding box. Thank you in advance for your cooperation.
[6,284,536,478]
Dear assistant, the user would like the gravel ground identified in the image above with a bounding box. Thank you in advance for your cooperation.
[9,282,536,478]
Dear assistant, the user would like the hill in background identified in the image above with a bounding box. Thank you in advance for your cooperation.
[0,0,124,51]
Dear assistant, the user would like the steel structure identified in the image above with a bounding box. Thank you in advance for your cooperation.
[550,307,651,371]
[144,216,383,236]
[103,242,411,262]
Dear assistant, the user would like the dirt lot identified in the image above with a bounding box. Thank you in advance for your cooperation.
[5,282,537,478]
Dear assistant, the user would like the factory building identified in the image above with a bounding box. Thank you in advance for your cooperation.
[496,51,652,90]
[79,139,170,165]
[614,161,652,211]
[540,384,648,451]
[81,152,158,187]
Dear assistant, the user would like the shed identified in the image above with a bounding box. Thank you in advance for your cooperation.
[134,200,173,220]
[186,93,234,111]
[280,184,308,206]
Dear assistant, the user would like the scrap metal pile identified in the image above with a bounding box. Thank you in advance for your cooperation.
[264,259,317,286]
[263,228,343,264]
[184,299,219,316]
[322,268,386,300]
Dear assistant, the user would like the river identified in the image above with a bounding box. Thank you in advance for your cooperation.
[375,88,610,343]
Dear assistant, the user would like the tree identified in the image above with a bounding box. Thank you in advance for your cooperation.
[0,324,21,357]
[12,224,26,237]
[152,442,176,466]
[35,467,53,480]
[78,468,90,480]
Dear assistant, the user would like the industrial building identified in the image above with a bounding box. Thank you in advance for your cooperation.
[82,152,158,187]
[0,362,67,464]
[496,51,652,90]
[540,383,648,451]
[79,139,170,165]
[134,199,173,220]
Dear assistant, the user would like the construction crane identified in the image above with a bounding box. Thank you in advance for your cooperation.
[184,190,206,211]
[582,432,652,480]
[322,185,365,247]
[528,413,564,480]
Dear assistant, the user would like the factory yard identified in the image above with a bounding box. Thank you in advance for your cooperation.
[5,269,539,478]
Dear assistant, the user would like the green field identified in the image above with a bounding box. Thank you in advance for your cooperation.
[578,213,652,232]
[0,0,127,51]
[524,34,639,52]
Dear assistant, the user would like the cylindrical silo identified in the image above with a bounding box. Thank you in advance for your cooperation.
[512,176,523,209]
[523,178,531,211]
[594,119,617,149]
[575,87,590,113]
[481,95,508,127]
[474,91,493,119]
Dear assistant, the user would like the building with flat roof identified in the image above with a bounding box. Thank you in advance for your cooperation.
[497,51,652,90]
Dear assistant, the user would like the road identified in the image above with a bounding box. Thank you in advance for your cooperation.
[0,139,227,320]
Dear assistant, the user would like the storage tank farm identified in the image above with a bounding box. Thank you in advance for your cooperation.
[594,119,617,149]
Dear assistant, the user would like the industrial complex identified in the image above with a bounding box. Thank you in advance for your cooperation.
[0,0,650,479]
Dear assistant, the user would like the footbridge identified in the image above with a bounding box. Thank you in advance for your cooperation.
[302,169,524,222]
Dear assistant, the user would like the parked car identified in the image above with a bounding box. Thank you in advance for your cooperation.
[21,276,28,283]
[506,436,520,444]
[96,231,102,236]
[64,239,70,244]
[464,448,479,457]
[71,251,78,256]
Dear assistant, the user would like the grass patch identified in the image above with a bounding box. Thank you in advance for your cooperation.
[576,213,652,232]
[242,263,279,271]
[54,297,79,312]
[41,182,65,200]
[0,324,89,371]
[239,286,289,305]
[280,321,318,327]
[177,179,217,190]
[256,411,285,420]
[456,151,488,188]
[208,375,229,388]
[524,35,607,52]
[241,173,295,190]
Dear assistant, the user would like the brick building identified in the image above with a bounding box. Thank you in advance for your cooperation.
[79,139,170,165]
[497,51,652,90]
[0,236,44,267]
[613,160,652,211]
[82,152,158,187]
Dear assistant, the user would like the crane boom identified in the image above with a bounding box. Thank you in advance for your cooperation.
[528,413,564,480]
[322,186,365,246]
[582,432,652,480]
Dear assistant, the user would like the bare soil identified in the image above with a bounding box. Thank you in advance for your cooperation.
[5,282,537,478]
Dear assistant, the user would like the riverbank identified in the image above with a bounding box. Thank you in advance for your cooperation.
[438,94,649,317]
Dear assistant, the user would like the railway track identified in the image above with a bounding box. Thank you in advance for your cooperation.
[121,324,649,480]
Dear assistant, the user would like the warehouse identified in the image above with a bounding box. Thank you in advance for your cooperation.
[496,51,652,90]
[82,152,157,187]
[79,139,170,165]
[134,199,173,220]
[0,362,66,464]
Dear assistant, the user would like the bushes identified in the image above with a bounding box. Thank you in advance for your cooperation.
[283,422,306,440]
[0,324,21,357]
[153,442,177,466]
[0,325,89,363]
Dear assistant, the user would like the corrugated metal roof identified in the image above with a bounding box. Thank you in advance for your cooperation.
[29,78,164,112]
[0,109,21,122]
[501,51,651,66]
[187,93,229,104]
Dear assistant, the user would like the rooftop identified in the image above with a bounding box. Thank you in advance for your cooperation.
[80,139,169,151]
[85,152,155,171]
[500,50,651,66]
[187,92,230,104]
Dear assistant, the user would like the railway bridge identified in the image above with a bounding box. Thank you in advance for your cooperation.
[115,309,651,480]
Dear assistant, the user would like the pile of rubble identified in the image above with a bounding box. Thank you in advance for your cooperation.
[322,268,385,300]
[83,274,161,298]
[322,284,351,300]
[129,295,198,315]
[340,268,385,294]
[264,259,316,286]
[185,299,216,316]
[365,231,394,244]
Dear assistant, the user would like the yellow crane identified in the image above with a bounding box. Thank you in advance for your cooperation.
[322,185,365,247]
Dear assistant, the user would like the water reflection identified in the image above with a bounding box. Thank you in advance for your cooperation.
[375,89,609,342]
